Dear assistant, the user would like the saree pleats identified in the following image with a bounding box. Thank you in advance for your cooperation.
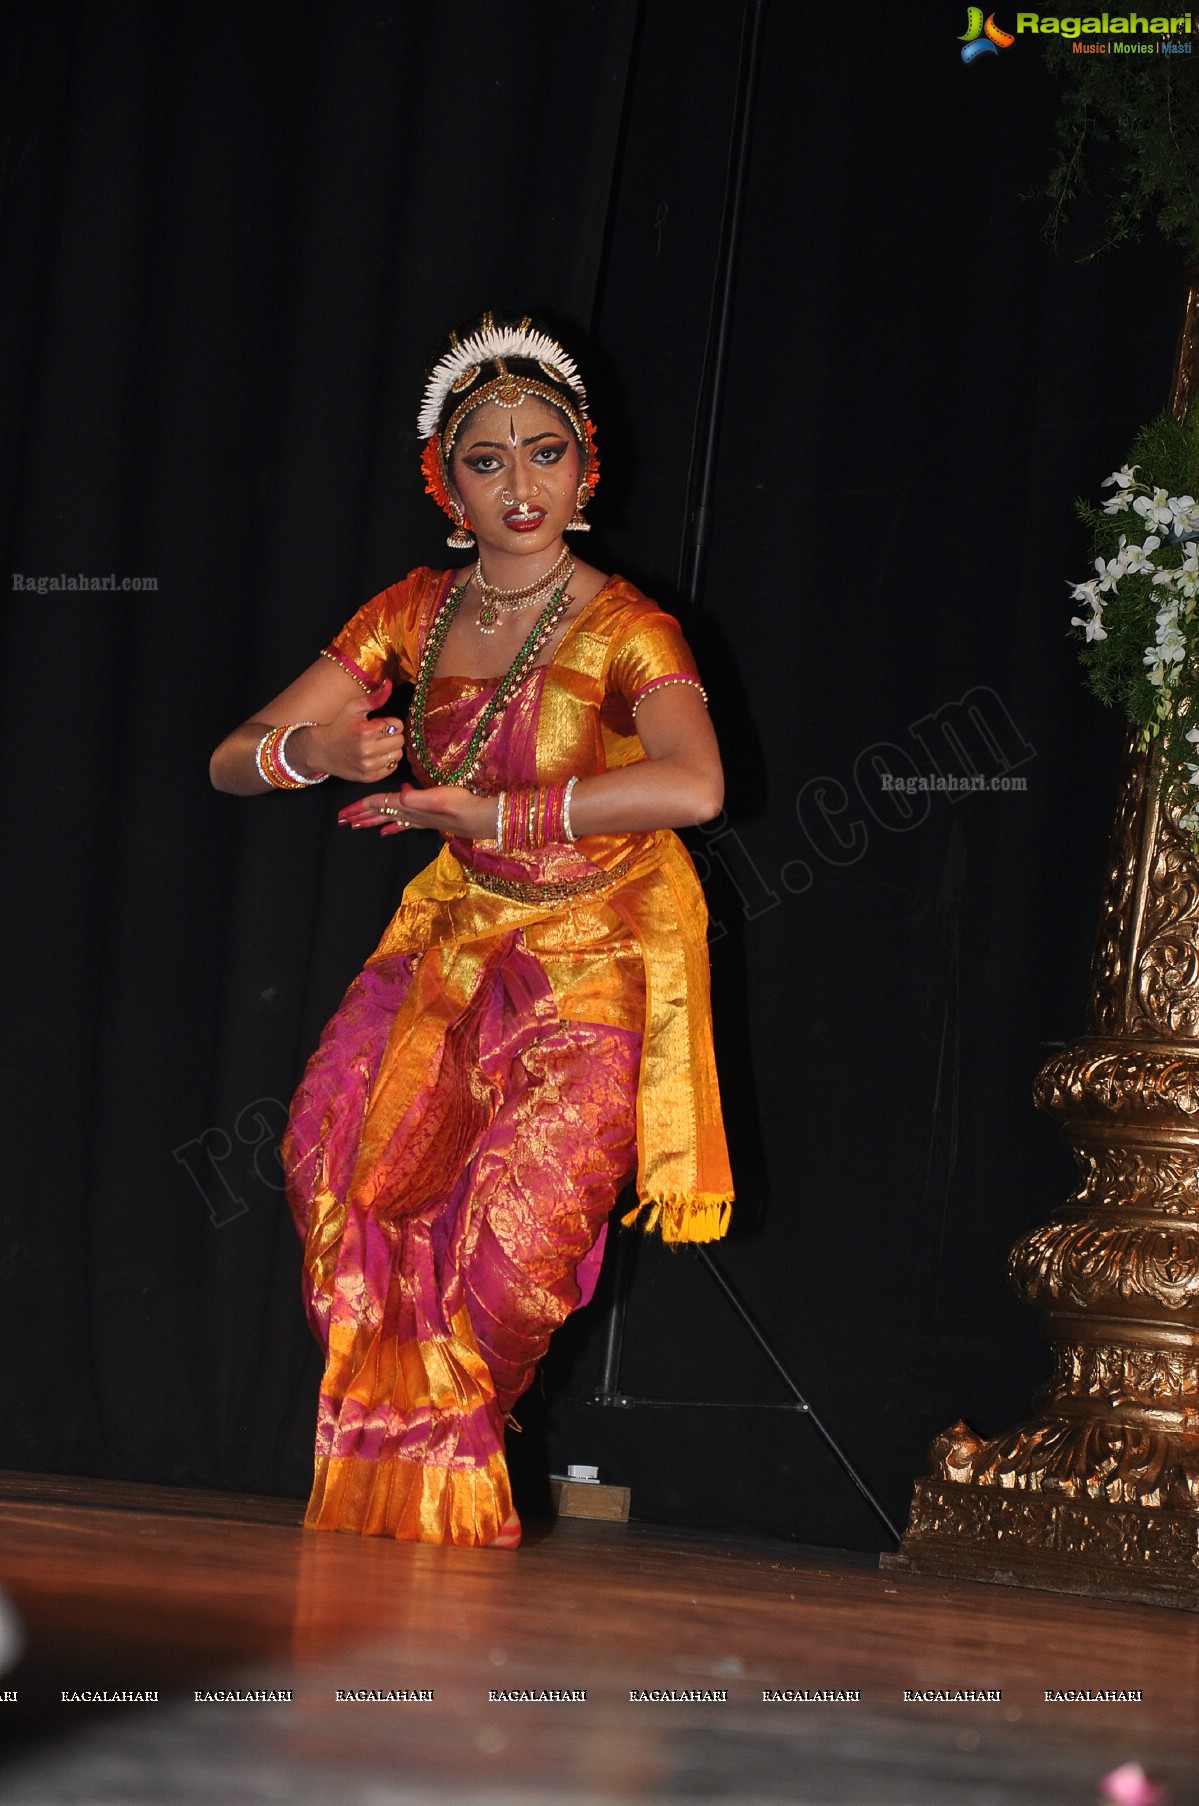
[284,938,639,1544]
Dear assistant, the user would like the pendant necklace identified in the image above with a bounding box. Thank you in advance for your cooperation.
[475,547,573,633]
[409,580,574,789]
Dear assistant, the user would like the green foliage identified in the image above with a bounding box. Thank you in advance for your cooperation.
[1042,42,1199,260]
[1075,410,1199,813]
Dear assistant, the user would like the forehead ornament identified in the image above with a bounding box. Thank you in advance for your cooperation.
[490,358,527,410]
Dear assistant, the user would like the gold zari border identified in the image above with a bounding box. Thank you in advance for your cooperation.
[463,859,634,905]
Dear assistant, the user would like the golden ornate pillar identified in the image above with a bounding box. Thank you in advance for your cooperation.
[890,276,1199,1609]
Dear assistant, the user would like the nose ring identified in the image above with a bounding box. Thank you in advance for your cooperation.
[500,485,541,509]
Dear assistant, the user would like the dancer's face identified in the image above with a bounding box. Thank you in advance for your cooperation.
[450,398,582,561]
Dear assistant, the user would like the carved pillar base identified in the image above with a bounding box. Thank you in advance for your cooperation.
[890,1476,1199,1610]
[892,739,1199,1610]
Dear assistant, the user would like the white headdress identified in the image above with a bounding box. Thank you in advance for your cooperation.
[417,315,588,442]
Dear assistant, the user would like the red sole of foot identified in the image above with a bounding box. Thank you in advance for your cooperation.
[490,1514,522,1549]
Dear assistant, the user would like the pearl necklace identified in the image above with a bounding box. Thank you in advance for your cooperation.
[475,547,573,633]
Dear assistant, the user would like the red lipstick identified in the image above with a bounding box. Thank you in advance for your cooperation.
[503,506,546,532]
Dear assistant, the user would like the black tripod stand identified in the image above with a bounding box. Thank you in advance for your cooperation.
[590,1229,900,1545]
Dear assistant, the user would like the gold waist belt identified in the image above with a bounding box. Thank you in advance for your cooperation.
[464,859,634,905]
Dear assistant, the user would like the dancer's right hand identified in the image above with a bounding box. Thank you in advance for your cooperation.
[297,679,405,783]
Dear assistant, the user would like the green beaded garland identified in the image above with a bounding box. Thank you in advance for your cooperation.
[408,581,572,788]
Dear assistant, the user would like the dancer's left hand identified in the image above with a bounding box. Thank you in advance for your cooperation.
[338,784,495,839]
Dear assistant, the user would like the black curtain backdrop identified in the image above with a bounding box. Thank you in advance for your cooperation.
[1,0,1188,1548]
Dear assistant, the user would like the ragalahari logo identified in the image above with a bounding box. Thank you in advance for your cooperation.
[960,8,1016,59]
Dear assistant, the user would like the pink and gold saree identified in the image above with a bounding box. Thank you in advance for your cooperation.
[283,569,732,1544]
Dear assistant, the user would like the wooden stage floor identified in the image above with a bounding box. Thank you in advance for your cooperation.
[0,1474,1193,1805]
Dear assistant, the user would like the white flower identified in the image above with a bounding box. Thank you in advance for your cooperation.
[1175,542,1199,600]
[1133,488,1175,530]
[1069,578,1103,607]
[1157,618,1186,658]
[1094,550,1127,592]
[1072,611,1107,642]
[1101,471,1142,516]
[1186,725,1199,747]
[1120,533,1162,576]
[1172,509,1199,541]
[1144,595,1186,680]
[1185,762,1199,790]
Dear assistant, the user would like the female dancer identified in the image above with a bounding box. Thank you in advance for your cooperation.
[211,316,733,1545]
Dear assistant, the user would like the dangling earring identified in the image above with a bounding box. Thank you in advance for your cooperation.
[564,482,591,533]
[446,501,475,549]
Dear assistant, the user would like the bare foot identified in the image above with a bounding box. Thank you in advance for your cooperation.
[489,1510,522,1549]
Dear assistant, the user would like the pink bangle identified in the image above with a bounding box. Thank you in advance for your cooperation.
[498,784,570,853]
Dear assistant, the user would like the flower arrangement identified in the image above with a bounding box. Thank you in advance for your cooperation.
[1070,411,1199,829]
